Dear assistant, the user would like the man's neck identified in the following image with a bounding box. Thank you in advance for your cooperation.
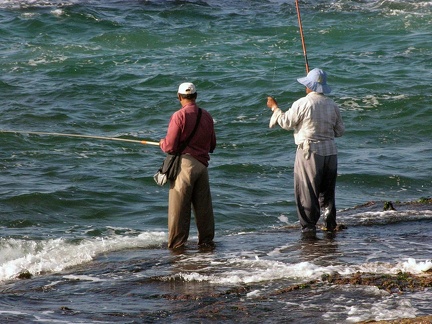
[180,98,195,106]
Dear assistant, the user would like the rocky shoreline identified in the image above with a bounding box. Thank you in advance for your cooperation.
[360,315,432,323]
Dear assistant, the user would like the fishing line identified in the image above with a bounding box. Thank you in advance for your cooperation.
[0,130,160,146]
[295,0,310,74]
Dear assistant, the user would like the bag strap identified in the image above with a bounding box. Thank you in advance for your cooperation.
[177,108,202,154]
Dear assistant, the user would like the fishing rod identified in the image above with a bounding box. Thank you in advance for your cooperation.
[0,130,160,146]
[295,0,310,74]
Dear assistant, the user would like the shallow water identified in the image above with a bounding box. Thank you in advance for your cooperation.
[0,0,431,322]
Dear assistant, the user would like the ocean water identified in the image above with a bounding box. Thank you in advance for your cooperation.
[0,0,431,323]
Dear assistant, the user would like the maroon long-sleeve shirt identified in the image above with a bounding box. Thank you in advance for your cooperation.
[160,102,216,167]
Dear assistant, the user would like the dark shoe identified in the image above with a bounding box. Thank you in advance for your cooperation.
[198,241,215,251]
[301,226,317,240]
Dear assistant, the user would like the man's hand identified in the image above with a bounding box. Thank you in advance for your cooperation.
[266,96,278,110]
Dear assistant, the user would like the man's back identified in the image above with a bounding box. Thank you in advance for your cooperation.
[298,92,344,142]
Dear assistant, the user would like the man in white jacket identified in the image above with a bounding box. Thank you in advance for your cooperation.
[267,68,345,237]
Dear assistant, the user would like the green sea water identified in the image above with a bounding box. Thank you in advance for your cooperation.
[0,0,431,322]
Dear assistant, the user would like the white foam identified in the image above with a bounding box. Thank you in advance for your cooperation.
[50,9,63,16]
[277,215,289,224]
[165,258,332,284]
[246,289,262,298]
[0,311,27,315]
[166,256,432,286]
[0,0,77,9]
[397,258,432,273]
[341,209,432,226]
[63,274,107,282]
[0,231,166,282]
[345,295,418,322]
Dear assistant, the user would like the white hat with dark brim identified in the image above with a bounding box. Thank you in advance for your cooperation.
[297,68,331,94]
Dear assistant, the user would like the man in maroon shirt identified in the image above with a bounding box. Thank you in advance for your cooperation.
[160,82,216,249]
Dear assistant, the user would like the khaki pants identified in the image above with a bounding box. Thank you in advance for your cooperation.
[294,151,338,231]
[168,154,215,249]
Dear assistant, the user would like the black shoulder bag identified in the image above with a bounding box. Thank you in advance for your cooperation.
[154,108,202,186]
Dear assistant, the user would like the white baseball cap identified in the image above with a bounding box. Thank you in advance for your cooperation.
[178,82,196,95]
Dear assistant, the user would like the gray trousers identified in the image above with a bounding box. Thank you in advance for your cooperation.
[168,154,215,249]
[294,150,338,231]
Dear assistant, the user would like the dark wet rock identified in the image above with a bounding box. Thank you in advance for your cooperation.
[273,270,432,300]
[359,314,432,323]
[320,271,432,294]
[17,270,32,279]
[383,201,396,211]
[343,197,432,213]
